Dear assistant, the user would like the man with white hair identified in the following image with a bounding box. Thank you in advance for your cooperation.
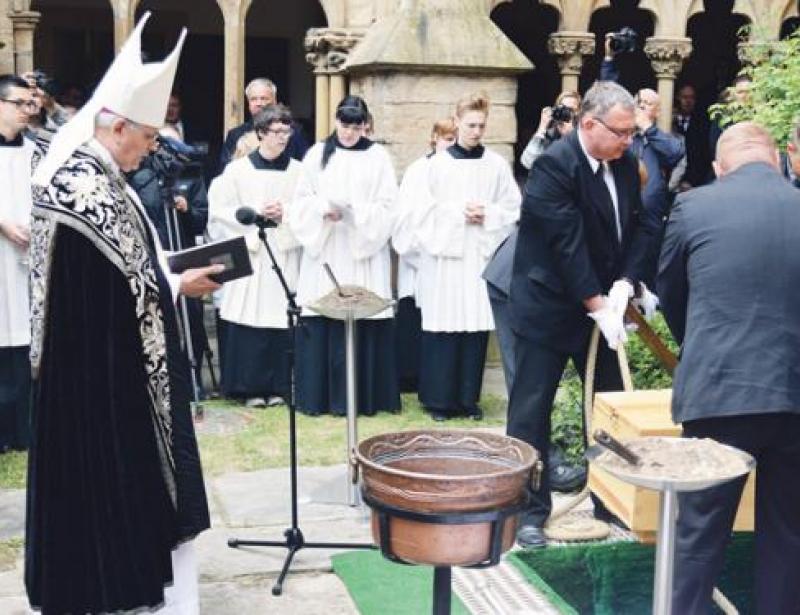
[659,121,800,613]
[26,15,220,614]
[218,77,308,171]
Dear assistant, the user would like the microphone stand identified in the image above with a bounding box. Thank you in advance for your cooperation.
[227,218,374,597]
[161,183,204,419]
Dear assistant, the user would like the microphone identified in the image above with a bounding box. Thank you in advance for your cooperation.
[235,206,278,229]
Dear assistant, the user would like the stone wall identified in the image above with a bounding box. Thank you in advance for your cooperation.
[351,71,518,171]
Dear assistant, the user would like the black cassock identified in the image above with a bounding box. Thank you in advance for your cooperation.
[25,143,209,614]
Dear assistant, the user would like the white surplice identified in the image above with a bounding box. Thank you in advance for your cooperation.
[414,147,520,332]
[288,141,398,319]
[392,154,433,303]
[0,138,34,347]
[207,155,302,329]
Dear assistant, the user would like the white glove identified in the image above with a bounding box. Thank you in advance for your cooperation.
[632,282,659,320]
[608,278,634,316]
[588,303,628,350]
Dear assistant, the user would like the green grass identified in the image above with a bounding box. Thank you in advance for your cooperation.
[0,537,23,572]
[0,394,508,488]
[0,451,27,490]
[197,393,508,476]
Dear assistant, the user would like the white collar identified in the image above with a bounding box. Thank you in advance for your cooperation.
[577,129,603,174]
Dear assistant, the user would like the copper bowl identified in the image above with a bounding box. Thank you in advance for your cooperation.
[355,429,540,567]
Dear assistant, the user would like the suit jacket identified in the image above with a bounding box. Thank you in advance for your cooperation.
[658,162,800,423]
[673,111,712,187]
[509,129,655,353]
[482,227,518,299]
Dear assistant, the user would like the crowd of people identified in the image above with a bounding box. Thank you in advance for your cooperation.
[1,12,800,613]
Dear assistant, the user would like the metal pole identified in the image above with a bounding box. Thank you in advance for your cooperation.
[653,488,678,615]
[432,566,452,615]
[344,314,359,506]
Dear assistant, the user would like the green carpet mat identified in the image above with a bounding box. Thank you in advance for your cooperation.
[508,534,754,615]
[332,550,470,615]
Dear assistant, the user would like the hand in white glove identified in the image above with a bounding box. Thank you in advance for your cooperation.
[588,303,628,350]
[608,278,635,316]
[632,282,659,320]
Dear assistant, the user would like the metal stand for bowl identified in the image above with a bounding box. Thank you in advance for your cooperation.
[364,491,528,615]
[586,442,754,615]
[308,294,393,507]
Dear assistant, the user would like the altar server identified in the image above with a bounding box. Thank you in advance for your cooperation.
[392,118,457,393]
[0,74,35,453]
[208,104,302,407]
[414,93,521,420]
[288,95,400,416]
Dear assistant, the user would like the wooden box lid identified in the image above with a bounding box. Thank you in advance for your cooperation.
[593,389,678,436]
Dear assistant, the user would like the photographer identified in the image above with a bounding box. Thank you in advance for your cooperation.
[601,31,684,283]
[520,91,580,170]
[128,129,211,394]
[22,70,70,133]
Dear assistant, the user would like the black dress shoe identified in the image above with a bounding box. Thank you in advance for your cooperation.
[549,462,587,493]
[430,410,449,422]
[516,524,547,548]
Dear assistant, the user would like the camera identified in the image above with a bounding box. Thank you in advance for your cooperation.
[550,105,575,124]
[143,136,206,201]
[609,27,638,55]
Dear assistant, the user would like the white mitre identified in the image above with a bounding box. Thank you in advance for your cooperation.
[33,12,187,185]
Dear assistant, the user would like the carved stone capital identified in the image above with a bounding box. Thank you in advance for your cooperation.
[8,10,40,31]
[305,28,365,74]
[644,37,692,79]
[548,32,596,77]
[737,40,779,65]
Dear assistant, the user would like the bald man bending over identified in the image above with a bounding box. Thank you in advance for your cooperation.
[658,121,800,614]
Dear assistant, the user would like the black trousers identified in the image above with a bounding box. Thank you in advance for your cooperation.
[418,331,488,416]
[673,413,800,615]
[506,333,623,526]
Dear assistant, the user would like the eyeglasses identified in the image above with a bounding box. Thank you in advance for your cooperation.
[593,116,636,140]
[1,98,38,111]
[265,127,293,138]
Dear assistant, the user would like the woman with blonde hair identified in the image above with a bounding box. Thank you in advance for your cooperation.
[412,93,520,420]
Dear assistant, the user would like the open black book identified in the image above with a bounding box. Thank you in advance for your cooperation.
[167,236,253,284]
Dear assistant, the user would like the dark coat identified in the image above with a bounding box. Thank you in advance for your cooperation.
[509,129,656,354]
[673,110,712,187]
[658,161,800,423]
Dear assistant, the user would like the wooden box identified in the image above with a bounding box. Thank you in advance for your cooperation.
[589,389,755,542]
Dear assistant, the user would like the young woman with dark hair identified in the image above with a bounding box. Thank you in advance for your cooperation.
[288,95,400,416]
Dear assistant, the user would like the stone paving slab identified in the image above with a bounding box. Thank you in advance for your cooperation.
[0,490,24,540]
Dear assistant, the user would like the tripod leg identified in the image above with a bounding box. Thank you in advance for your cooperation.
[271,545,300,596]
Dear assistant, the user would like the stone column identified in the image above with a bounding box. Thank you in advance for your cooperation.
[547,31,595,94]
[222,11,246,137]
[8,10,40,74]
[305,28,364,141]
[644,37,692,133]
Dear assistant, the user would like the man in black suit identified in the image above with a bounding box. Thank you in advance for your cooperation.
[672,84,712,190]
[658,121,800,613]
[507,81,658,547]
